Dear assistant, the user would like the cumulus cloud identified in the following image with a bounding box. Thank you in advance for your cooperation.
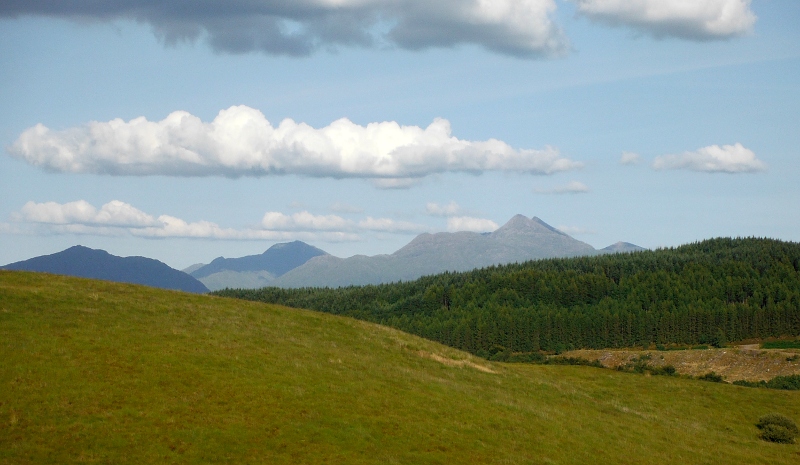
[14,200,160,227]
[261,211,352,231]
[9,106,582,183]
[426,201,461,217]
[358,217,427,233]
[11,200,427,240]
[573,0,756,40]
[12,200,296,240]
[446,216,498,233]
[534,180,589,194]
[652,143,766,173]
[619,152,641,165]
[261,210,427,233]
[0,0,567,58]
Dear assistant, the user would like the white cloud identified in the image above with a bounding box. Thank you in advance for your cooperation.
[14,200,160,227]
[261,211,352,231]
[619,152,641,165]
[0,1,567,58]
[358,217,428,233]
[261,210,428,233]
[11,200,426,241]
[652,143,766,173]
[446,216,499,233]
[534,181,589,194]
[9,106,582,182]
[426,201,461,217]
[573,0,756,40]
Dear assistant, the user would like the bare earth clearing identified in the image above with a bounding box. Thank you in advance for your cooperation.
[562,346,800,382]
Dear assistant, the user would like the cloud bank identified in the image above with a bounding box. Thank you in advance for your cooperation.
[15,200,159,228]
[0,0,567,58]
[13,200,428,241]
[261,211,426,233]
[652,143,765,173]
[9,106,582,183]
[573,0,756,40]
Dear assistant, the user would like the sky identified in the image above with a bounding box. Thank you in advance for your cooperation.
[1,0,799,270]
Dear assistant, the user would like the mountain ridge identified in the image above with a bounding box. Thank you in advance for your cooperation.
[271,215,604,288]
[1,245,208,293]
[187,240,328,291]
[190,240,327,279]
[601,241,647,253]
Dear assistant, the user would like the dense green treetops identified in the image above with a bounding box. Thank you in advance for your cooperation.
[217,238,800,356]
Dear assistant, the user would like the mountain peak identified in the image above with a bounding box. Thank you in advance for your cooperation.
[64,245,109,256]
[1,246,208,293]
[273,214,598,288]
[492,214,567,237]
[601,242,646,253]
[189,240,328,282]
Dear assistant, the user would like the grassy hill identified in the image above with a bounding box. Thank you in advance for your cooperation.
[2,270,800,464]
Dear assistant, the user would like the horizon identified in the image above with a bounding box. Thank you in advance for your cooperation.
[4,213,625,268]
[2,1,799,270]
[9,214,798,270]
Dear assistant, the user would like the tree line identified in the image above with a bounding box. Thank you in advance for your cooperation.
[215,238,800,357]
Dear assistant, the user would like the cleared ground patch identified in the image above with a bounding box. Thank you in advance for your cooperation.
[2,270,799,464]
[563,347,800,382]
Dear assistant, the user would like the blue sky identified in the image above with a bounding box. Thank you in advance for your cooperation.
[1,0,799,269]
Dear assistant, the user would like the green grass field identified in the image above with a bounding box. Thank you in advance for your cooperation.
[2,270,799,464]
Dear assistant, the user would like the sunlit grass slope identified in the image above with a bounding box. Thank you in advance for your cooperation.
[2,270,799,464]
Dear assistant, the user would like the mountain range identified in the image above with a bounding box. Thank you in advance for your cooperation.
[270,215,600,288]
[1,245,208,293]
[188,215,645,289]
[2,215,645,291]
[186,241,328,291]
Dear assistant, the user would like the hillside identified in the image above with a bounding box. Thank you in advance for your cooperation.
[271,215,599,288]
[221,237,800,356]
[1,270,799,463]
[1,245,208,293]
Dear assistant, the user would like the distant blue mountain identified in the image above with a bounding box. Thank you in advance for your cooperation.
[190,241,328,279]
[271,215,599,288]
[1,245,208,293]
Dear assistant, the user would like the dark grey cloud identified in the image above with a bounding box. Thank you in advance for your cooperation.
[1,0,567,58]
